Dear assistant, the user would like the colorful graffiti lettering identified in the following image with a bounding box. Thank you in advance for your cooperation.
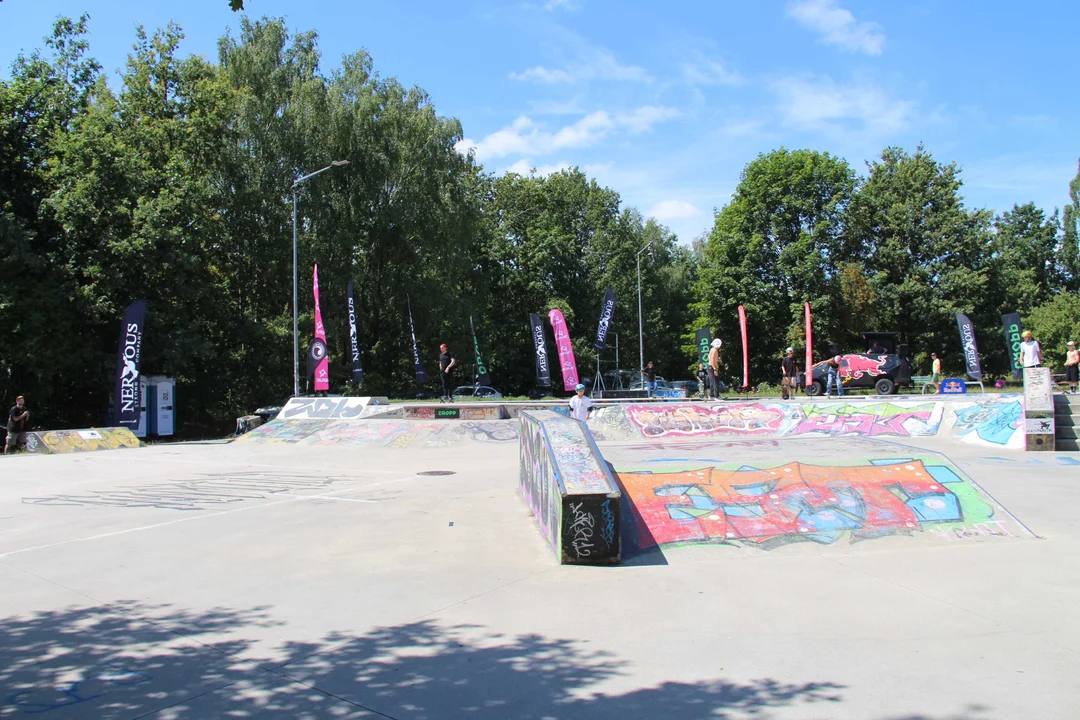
[544,417,614,493]
[953,401,1023,446]
[617,459,1021,550]
[519,413,560,552]
[626,404,786,438]
[28,428,141,454]
[790,403,941,438]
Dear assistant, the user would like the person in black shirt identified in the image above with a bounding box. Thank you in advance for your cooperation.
[696,363,709,399]
[780,347,798,400]
[438,343,456,402]
[5,395,29,454]
[642,361,658,398]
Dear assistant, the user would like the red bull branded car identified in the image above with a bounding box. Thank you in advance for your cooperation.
[805,332,912,396]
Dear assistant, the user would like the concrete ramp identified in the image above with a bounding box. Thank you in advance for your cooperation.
[235,416,519,448]
[26,427,140,454]
[588,395,1025,449]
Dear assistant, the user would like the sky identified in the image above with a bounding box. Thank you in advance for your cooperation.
[2,0,1077,244]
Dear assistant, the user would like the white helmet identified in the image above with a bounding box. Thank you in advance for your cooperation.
[786,347,794,354]
[711,338,723,348]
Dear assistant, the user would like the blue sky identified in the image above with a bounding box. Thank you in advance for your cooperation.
[3,0,1077,243]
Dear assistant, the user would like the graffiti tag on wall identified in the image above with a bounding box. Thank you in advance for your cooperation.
[626,404,786,438]
[617,459,1025,550]
[790,403,941,438]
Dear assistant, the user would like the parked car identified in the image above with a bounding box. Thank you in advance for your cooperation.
[414,390,442,400]
[671,380,699,396]
[527,388,554,400]
[452,385,503,399]
[628,377,671,391]
[806,332,912,396]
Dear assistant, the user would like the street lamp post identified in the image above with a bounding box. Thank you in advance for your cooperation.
[292,160,350,397]
[636,240,653,384]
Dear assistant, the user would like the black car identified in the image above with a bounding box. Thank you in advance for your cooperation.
[805,332,913,396]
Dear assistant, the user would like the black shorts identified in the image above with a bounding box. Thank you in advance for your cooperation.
[1068,366,1079,382]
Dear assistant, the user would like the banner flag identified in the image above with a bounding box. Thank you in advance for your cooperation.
[346,280,362,383]
[1002,312,1023,380]
[805,302,813,387]
[593,287,616,350]
[956,313,983,380]
[529,313,551,387]
[694,328,711,368]
[114,299,147,427]
[548,308,579,391]
[408,296,428,385]
[738,305,749,388]
[311,264,329,391]
[470,315,492,386]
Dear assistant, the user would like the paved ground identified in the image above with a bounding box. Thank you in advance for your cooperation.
[1,420,1078,719]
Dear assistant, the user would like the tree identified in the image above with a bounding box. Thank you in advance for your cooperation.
[1028,294,1080,371]
[845,145,993,372]
[1063,160,1080,291]
[694,148,856,383]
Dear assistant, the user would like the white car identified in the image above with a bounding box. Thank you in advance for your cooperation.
[628,377,671,391]
[452,385,503,399]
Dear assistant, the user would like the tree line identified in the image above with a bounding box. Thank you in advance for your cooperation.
[2,16,1078,432]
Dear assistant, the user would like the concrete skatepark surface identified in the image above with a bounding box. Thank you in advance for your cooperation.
[2,399,1079,718]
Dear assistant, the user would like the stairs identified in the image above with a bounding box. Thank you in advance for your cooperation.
[1054,394,1080,451]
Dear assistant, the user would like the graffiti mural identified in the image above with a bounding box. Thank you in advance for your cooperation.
[952,401,1023,446]
[27,428,141,454]
[238,419,518,447]
[617,458,1026,550]
[790,403,942,438]
[626,404,787,438]
[519,413,560,553]
[595,397,1025,447]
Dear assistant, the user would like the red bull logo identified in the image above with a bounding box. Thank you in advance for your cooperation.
[841,354,888,379]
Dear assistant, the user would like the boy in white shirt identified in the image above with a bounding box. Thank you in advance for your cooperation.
[569,383,593,422]
[1019,331,1042,368]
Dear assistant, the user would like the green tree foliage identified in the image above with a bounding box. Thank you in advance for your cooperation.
[1028,294,1080,371]
[844,146,993,373]
[1063,160,1080,290]
[695,148,855,382]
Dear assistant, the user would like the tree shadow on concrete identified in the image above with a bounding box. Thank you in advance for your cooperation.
[0,601,992,719]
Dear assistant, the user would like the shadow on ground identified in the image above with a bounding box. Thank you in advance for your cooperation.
[0,600,993,719]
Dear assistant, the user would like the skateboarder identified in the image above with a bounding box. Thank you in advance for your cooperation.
[1066,341,1079,393]
[825,356,844,398]
[708,339,722,398]
[5,395,29,454]
[438,343,456,401]
[569,383,593,422]
[780,347,797,400]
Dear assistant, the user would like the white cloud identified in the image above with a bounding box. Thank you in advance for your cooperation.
[510,46,650,84]
[682,58,744,87]
[504,159,573,176]
[787,0,885,55]
[544,0,579,9]
[647,200,704,221]
[772,75,913,133]
[457,107,680,161]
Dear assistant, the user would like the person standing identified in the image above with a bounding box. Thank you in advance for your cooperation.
[569,383,594,422]
[5,395,29,454]
[780,347,797,400]
[930,353,943,384]
[696,363,709,399]
[1020,331,1042,369]
[708,338,722,398]
[438,343,456,402]
[642,361,658,398]
[825,356,844,398]
[1066,341,1079,394]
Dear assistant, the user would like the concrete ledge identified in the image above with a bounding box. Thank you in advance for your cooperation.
[275,396,389,421]
[404,405,502,420]
[26,427,141,454]
[235,415,263,436]
[519,411,621,566]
